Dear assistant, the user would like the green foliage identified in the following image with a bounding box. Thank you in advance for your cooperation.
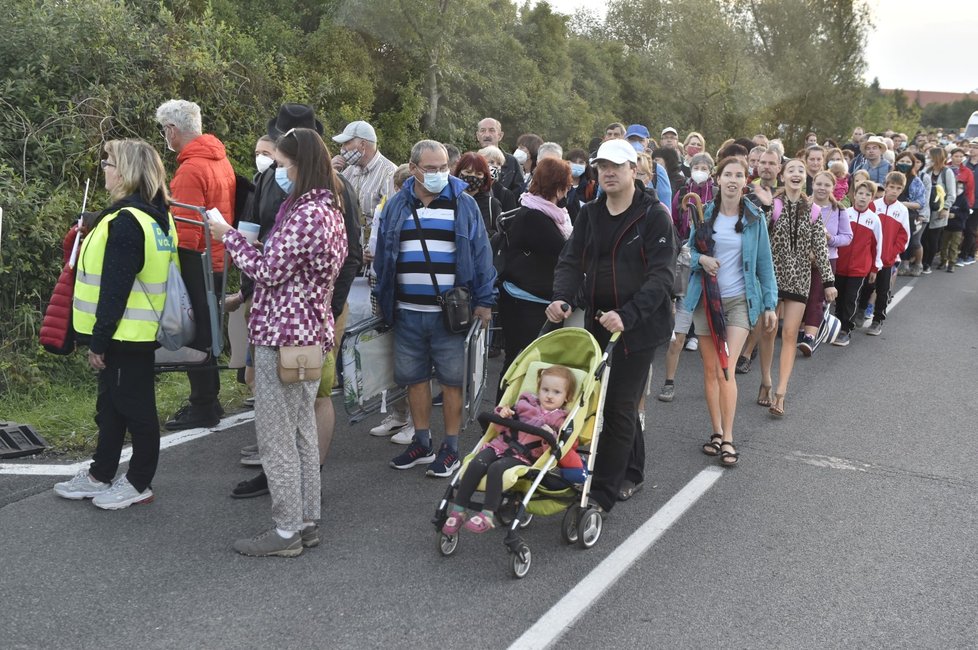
[920,96,978,132]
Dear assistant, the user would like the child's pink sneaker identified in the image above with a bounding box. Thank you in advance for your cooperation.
[442,508,466,535]
[463,511,496,534]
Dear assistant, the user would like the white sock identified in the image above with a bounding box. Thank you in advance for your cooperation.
[276,528,295,539]
[299,522,314,530]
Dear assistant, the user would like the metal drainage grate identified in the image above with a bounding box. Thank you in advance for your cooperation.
[0,421,48,459]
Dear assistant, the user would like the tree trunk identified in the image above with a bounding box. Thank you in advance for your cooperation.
[424,61,440,131]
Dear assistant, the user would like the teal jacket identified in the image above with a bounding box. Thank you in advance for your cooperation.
[683,198,778,327]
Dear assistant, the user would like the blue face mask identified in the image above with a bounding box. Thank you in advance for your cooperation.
[422,171,449,194]
[275,166,293,194]
[570,163,586,178]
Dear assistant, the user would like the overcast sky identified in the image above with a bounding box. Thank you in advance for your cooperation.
[544,0,974,93]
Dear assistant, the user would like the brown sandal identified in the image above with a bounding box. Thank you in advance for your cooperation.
[702,433,722,457]
[769,393,785,417]
[719,441,739,467]
[757,384,773,407]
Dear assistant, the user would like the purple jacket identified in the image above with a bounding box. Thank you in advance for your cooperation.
[671,179,715,241]
[812,203,853,260]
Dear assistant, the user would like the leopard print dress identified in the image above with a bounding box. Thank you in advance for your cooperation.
[769,198,834,303]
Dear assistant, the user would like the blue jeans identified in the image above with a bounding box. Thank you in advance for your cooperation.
[394,309,465,387]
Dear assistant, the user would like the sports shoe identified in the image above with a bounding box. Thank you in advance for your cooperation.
[369,413,410,437]
[897,261,911,276]
[300,524,320,548]
[910,263,923,277]
[426,442,460,477]
[91,476,154,510]
[866,321,882,336]
[735,355,751,374]
[431,392,444,406]
[240,444,259,456]
[965,257,976,265]
[657,383,675,402]
[831,331,851,347]
[863,305,874,321]
[955,258,966,267]
[797,334,816,357]
[390,423,417,445]
[233,528,302,558]
[921,265,932,275]
[231,472,269,498]
[947,263,955,273]
[53,470,111,500]
[390,439,435,470]
[240,454,263,467]
[164,403,219,431]
[684,336,699,352]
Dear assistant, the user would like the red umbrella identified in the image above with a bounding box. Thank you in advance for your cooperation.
[682,193,730,380]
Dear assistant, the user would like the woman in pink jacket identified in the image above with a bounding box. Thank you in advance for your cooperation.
[208,128,348,558]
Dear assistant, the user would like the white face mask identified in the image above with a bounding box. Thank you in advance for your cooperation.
[691,170,710,184]
[513,149,528,165]
[255,154,274,174]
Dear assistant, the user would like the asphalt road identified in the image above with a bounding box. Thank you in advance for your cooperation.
[2,270,976,649]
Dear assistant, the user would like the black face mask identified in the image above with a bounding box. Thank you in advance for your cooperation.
[556,196,568,209]
[460,174,484,192]
[896,163,913,174]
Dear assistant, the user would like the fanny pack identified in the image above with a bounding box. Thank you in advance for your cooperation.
[410,205,473,334]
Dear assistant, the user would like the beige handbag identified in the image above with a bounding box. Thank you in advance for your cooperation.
[277,345,323,384]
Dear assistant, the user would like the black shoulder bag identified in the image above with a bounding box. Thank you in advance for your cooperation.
[409,204,473,334]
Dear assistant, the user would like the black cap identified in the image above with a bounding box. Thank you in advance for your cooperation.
[267,103,324,139]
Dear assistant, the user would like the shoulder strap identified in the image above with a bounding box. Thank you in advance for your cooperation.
[772,198,783,223]
[409,203,441,296]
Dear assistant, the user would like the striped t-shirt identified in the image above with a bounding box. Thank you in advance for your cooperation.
[396,199,457,312]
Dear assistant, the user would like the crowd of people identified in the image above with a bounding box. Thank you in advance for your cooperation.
[50,99,978,558]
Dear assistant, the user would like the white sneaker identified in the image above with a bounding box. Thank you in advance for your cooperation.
[369,413,410,437]
[390,423,416,445]
[684,337,699,351]
[91,476,154,510]
[53,470,110,500]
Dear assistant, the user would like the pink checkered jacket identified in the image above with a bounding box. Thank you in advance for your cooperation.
[224,188,347,353]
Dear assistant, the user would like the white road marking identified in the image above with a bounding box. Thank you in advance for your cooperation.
[509,466,724,650]
[787,451,870,472]
[0,411,254,476]
[888,284,913,311]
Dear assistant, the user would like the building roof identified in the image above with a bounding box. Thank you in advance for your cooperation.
[881,89,977,107]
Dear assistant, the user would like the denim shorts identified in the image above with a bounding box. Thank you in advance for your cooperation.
[394,309,465,387]
[692,293,750,336]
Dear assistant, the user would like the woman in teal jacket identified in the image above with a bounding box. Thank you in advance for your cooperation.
[684,157,778,466]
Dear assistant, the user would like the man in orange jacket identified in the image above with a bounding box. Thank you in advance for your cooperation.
[156,99,237,430]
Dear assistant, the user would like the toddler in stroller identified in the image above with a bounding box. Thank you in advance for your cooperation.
[442,365,584,535]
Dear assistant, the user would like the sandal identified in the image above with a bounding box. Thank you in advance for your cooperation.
[769,393,785,417]
[441,507,466,535]
[756,384,773,407]
[463,511,496,534]
[719,441,739,467]
[701,433,722,457]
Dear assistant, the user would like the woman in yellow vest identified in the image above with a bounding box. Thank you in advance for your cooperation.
[54,139,176,510]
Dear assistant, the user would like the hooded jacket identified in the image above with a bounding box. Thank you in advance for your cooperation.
[552,181,676,354]
[169,134,236,272]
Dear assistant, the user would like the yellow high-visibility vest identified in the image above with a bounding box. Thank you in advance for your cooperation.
[73,207,177,342]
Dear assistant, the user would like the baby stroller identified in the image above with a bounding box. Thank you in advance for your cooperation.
[432,326,620,578]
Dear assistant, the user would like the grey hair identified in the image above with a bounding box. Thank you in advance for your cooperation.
[689,153,715,169]
[537,142,563,160]
[155,99,202,135]
[749,146,768,157]
[767,139,785,158]
[410,139,448,165]
[478,145,505,165]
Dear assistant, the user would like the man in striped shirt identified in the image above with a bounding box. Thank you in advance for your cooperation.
[373,140,497,478]
[332,120,396,232]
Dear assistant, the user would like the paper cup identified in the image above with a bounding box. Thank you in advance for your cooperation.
[238,221,260,244]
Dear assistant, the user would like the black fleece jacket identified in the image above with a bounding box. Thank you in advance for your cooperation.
[552,181,677,354]
[80,192,170,355]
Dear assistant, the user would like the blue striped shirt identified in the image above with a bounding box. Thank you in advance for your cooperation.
[396,200,457,311]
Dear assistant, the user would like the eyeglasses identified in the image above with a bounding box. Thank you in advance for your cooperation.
[420,165,450,174]
[100,160,116,170]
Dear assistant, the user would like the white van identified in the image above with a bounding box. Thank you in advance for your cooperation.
[965,111,978,140]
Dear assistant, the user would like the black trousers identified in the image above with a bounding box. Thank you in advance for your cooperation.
[922,226,943,268]
[857,265,892,323]
[89,347,160,491]
[589,330,654,512]
[455,448,524,512]
[835,275,865,333]
[496,291,549,401]
[187,271,223,410]
[959,212,978,258]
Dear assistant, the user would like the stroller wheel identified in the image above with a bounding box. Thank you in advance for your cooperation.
[560,506,580,544]
[437,532,459,556]
[511,543,532,579]
[577,508,603,549]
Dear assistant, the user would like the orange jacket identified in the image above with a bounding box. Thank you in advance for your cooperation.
[169,134,236,272]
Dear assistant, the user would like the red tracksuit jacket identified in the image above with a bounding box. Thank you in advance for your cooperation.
[836,206,883,278]
[873,197,910,267]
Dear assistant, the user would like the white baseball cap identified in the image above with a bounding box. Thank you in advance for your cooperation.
[332,120,377,144]
[593,139,638,165]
